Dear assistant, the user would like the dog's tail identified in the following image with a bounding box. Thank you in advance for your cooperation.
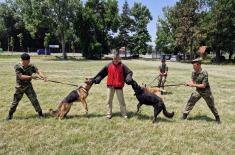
[162,103,174,118]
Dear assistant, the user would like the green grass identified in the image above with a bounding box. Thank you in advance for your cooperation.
[0,56,234,155]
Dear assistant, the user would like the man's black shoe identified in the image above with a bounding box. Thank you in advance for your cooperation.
[180,113,188,120]
[215,116,221,124]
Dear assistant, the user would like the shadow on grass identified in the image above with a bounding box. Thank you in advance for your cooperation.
[65,113,106,119]
[13,112,106,120]
[12,111,174,122]
[111,111,173,123]
[188,115,215,122]
[13,113,49,120]
[161,91,173,95]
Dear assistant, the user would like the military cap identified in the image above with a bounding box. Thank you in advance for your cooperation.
[191,59,201,64]
[21,53,30,60]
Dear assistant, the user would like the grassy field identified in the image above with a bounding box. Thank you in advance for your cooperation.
[0,55,234,155]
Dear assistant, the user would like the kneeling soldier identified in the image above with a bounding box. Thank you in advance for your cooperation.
[6,53,47,120]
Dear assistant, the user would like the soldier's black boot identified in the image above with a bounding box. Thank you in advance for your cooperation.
[38,111,44,119]
[6,111,14,121]
[215,116,221,124]
[180,113,188,120]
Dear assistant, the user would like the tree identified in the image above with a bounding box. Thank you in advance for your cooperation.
[17,33,23,50]
[155,6,176,54]
[0,2,19,51]
[207,0,235,62]
[43,33,50,52]
[10,36,14,51]
[174,0,201,58]
[16,0,82,59]
[131,3,152,55]
[117,0,134,57]
[74,0,119,59]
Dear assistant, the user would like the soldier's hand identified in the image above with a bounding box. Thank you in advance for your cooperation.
[43,77,48,82]
[186,81,194,87]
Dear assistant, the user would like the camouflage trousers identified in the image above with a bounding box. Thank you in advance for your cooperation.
[158,75,167,88]
[183,91,219,117]
[9,85,42,114]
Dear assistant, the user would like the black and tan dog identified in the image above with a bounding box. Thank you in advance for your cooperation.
[131,80,174,123]
[143,86,162,97]
[49,78,93,119]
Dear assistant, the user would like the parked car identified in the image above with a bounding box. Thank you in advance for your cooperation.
[178,53,190,60]
[37,49,51,55]
[160,54,171,60]
[170,55,178,61]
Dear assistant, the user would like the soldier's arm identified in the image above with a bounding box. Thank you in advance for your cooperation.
[36,70,48,82]
[15,65,32,81]
[186,80,206,88]
[189,82,206,88]
[190,71,208,88]
[17,73,32,81]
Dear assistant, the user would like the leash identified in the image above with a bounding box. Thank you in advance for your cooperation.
[36,77,78,87]
[146,75,160,86]
[151,83,185,87]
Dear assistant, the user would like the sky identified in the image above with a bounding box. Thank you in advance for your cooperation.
[0,0,178,46]
[118,0,178,46]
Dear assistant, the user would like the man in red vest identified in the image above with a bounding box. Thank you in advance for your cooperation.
[92,52,133,119]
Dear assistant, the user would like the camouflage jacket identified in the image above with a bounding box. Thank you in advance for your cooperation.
[192,69,211,94]
[14,63,38,87]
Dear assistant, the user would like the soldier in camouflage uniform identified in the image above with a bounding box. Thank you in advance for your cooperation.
[181,59,221,124]
[158,58,168,90]
[6,53,48,120]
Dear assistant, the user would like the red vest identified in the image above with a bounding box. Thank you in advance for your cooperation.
[107,63,125,88]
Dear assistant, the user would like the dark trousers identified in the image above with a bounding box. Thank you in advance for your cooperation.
[9,85,42,114]
[158,75,167,88]
[183,91,219,117]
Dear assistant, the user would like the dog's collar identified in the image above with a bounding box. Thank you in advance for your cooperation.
[79,86,89,95]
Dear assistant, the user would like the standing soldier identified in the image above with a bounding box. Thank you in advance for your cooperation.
[158,58,168,90]
[6,53,47,120]
[92,51,133,119]
[181,59,221,124]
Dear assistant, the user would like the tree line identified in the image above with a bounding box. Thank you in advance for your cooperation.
[156,0,235,63]
[0,0,152,59]
[0,0,234,63]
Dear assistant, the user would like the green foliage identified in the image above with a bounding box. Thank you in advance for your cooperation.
[75,0,119,59]
[156,0,235,63]
[43,33,50,49]
[207,0,235,61]
[17,33,23,49]
[173,0,201,56]
[156,7,177,54]
[116,0,134,55]
[131,3,152,55]
[10,36,14,51]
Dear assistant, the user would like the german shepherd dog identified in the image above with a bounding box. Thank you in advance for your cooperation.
[49,78,93,119]
[131,80,174,123]
[143,86,162,97]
